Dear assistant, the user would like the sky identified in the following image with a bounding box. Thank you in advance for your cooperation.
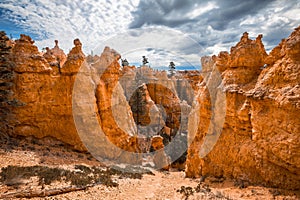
[0,0,300,69]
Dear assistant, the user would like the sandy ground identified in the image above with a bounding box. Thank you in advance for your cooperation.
[0,136,299,200]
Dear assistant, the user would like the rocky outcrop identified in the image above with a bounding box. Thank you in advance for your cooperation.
[43,40,67,69]
[50,40,67,67]
[186,27,300,190]
[178,70,202,95]
[129,83,155,126]
[60,45,142,164]
[118,65,199,166]
[0,35,142,159]
[94,47,138,148]
[62,39,85,74]
[146,82,181,135]
[216,32,268,87]
[0,33,85,150]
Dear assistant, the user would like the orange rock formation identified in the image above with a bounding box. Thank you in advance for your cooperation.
[186,27,300,190]
[94,47,141,156]
[0,33,85,150]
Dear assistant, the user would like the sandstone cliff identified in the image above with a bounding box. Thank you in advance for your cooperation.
[0,33,85,150]
[186,27,300,190]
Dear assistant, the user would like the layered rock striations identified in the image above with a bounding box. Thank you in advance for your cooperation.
[186,27,300,190]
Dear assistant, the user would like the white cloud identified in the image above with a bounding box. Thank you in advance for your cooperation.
[0,0,139,53]
[282,8,300,23]
[94,26,202,67]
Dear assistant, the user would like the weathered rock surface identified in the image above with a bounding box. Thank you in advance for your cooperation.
[65,45,142,164]
[0,34,85,150]
[43,40,67,69]
[50,40,67,67]
[186,27,300,190]
[216,32,268,87]
[90,46,142,163]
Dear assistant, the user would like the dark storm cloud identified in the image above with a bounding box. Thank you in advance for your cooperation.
[205,0,272,30]
[129,0,198,28]
[130,0,273,30]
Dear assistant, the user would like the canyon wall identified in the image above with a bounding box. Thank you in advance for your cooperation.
[0,33,85,150]
[186,27,300,190]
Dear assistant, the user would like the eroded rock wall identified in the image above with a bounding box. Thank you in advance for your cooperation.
[94,47,141,155]
[0,33,85,150]
[186,28,300,190]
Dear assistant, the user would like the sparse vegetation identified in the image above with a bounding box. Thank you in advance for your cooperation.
[177,182,233,200]
[0,165,114,187]
[0,164,154,198]
[0,164,154,188]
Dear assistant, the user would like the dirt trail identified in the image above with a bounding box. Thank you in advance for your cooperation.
[0,137,299,200]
